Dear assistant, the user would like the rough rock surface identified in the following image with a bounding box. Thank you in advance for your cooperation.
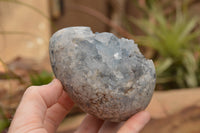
[49,27,156,122]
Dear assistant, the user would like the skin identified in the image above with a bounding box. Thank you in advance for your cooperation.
[8,79,150,133]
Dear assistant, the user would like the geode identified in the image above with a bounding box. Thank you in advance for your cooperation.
[49,27,156,122]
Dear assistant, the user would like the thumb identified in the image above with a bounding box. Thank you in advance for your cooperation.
[9,79,63,132]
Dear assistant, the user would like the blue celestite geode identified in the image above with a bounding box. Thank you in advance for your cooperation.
[49,26,156,122]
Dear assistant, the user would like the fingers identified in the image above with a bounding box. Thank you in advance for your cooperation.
[44,91,74,133]
[117,111,150,133]
[36,79,63,108]
[9,79,64,132]
[75,114,104,133]
[98,121,124,133]
[76,111,150,133]
[20,79,63,116]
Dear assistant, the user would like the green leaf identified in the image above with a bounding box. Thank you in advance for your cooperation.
[30,71,53,86]
[128,3,200,89]
[0,119,10,132]
[177,18,198,44]
[156,58,173,75]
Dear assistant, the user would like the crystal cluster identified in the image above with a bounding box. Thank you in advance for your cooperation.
[49,27,156,122]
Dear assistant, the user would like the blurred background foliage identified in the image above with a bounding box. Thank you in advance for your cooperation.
[127,0,200,89]
[0,107,10,133]
[30,70,53,86]
[0,0,199,89]
[0,0,200,132]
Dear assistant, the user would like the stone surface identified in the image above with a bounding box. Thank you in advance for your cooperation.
[49,27,156,122]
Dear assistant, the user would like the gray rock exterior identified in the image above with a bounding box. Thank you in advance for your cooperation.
[49,27,156,122]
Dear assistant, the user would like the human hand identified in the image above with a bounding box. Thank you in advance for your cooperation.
[74,111,150,133]
[8,79,150,133]
[8,79,74,133]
